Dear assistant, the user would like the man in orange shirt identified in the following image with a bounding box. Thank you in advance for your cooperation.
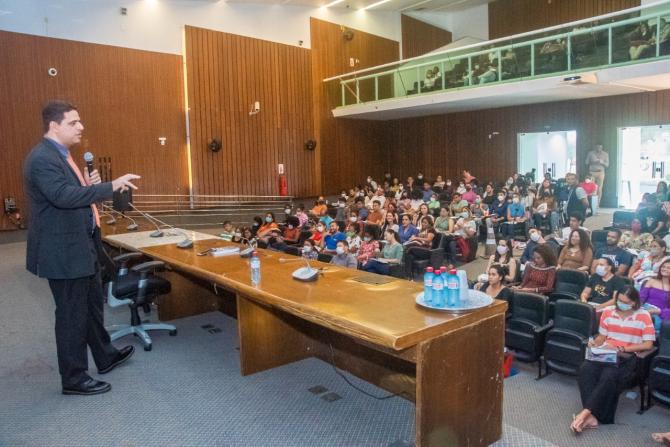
[366,200,385,226]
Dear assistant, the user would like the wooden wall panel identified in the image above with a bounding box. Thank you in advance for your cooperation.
[185,26,315,198]
[488,0,640,39]
[0,30,187,230]
[401,14,452,59]
[310,18,400,194]
[388,89,670,208]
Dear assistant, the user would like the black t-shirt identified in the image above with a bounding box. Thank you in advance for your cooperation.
[638,206,666,233]
[586,274,626,304]
[594,245,634,272]
[481,283,512,303]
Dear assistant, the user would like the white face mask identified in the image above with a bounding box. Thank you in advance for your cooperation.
[287,224,293,229]
[364,236,372,242]
[302,246,312,253]
[234,232,242,238]
[595,265,607,276]
[339,203,345,208]
[349,216,357,222]
[512,198,519,204]
[317,226,324,232]
[498,196,505,201]
[284,209,291,214]
[530,233,540,242]
[336,246,345,255]
[459,212,469,219]
[497,245,508,255]
[651,248,661,256]
[342,193,347,198]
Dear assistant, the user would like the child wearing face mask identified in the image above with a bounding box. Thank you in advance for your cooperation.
[329,241,358,269]
[301,240,319,260]
[310,223,326,249]
[345,222,362,253]
[629,239,670,287]
[357,230,380,267]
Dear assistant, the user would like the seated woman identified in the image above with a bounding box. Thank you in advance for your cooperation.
[629,22,654,60]
[428,193,441,214]
[629,238,669,287]
[557,229,593,272]
[502,193,526,238]
[511,244,557,295]
[640,259,670,330]
[533,182,559,232]
[362,229,404,275]
[448,208,473,233]
[256,212,281,245]
[620,218,654,251]
[267,216,301,251]
[398,214,419,243]
[301,239,318,260]
[413,203,434,227]
[380,211,399,236]
[571,286,655,433]
[402,220,438,279]
[434,207,451,234]
[356,228,380,268]
[231,226,246,244]
[475,265,512,304]
[479,239,517,285]
[250,216,263,237]
[580,257,626,308]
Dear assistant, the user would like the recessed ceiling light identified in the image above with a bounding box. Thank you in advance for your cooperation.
[324,0,346,7]
[363,0,392,10]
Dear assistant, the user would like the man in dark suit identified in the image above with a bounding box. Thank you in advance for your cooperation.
[24,100,140,395]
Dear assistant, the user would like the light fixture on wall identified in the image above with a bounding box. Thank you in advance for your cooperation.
[488,131,500,140]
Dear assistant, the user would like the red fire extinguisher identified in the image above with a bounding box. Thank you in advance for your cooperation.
[279,174,288,196]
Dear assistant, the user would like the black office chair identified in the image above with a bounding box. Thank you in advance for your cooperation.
[609,210,635,231]
[410,232,445,276]
[548,268,588,318]
[540,300,595,379]
[505,292,551,370]
[100,249,176,351]
[317,252,333,263]
[648,321,670,409]
[590,229,608,252]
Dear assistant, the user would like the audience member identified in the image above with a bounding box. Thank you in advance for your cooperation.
[428,193,441,213]
[629,21,654,60]
[512,244,557,294]
[322,221,346,254]
[637,193,667,235]
[434,207,451,234]
[449,192,469,217]
[398,214,419,243]
[250,216,263,236]
[475,265,512,303]
[355,198,369,221]
[462,184,477,204]
[502,192,527,238]
[403,220,438,279]
[220,220,234,241]
[256,212,280,243]
[357,228,380,267]
[301,239,318,260]
[367,200,385,226]
[571,286,654,433]
[422,182,434,202]
[640,259,670,330]
[335,197,348,221]
[620,218,653,251]
[629,238,669,287]
[580,257,625,307]
[557,229,593,271]
[345,222,362,253]
[433,175,446,188]
[380,211,399,236]
[483,239,517,284]
[565,173,590,221]
[555,212,591,246]
[310,198,327,219]
[295,204,309,227]
[362,229,404,275]
[330,241,357,269]
[413,203,435,227]
[592,229,634,276]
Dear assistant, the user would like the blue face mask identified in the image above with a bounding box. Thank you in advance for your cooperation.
[265,217,273,223]
[617,300,633,312]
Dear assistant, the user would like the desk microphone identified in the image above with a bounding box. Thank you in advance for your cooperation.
[239,238,257,258]
[128,203,194,248]
[101,204,138,230]
[278,257,321,282]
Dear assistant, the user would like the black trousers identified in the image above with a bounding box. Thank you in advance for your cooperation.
[47,234,119,387]
[577,356,637,424]
[403,246,431,279]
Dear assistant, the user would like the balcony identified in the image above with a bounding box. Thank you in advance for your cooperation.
[326,0,670,120]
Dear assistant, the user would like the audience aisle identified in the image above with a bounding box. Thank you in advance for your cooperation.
[1,220,668,446]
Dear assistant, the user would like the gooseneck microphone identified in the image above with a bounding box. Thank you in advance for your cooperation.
[83,152,95,174]
[128,203,194,249]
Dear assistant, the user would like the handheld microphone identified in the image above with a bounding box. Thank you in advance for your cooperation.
[83,152,95,175]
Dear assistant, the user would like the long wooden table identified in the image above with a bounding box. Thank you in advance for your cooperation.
[104,224,507,447]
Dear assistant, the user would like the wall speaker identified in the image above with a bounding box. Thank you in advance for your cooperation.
[304,139,317,151]
[208,138,222,152]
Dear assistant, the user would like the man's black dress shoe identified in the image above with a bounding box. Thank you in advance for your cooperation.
[62,378,111,396]
[98,345,135,375]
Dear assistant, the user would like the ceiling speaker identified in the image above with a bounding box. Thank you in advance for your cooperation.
[208,138,222,153]
[305,139,317,151]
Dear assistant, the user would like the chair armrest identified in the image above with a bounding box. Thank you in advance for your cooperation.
[535,321,554,336]
[131,261,166,273]
[549,291,579,302]
[113,252,143,263]
[546,327,588,343]
[636,347,659,360]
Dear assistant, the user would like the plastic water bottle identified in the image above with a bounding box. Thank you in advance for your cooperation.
[456,270,469,304]
[250,251,261,286]
[432,272,444,307]
[446,269,460,307]
[423,267,434,305]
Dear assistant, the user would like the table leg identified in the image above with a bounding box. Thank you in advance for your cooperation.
[415,313,505,447]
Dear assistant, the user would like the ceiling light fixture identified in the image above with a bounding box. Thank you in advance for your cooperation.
[363,0,393,11]
[324,0,346,7]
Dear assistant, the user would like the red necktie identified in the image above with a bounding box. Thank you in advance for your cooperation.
[66,153,101,227]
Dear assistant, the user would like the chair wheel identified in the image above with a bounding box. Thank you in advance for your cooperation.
[169,329,177,336]
[144,344,152,351]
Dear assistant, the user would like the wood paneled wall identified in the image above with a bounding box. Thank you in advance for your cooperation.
[310,18,399,194]
[0,30,187,230]
[388,89,670,208]
[488,0,640,39]
[185,26,315,198]
[401,14,452,59]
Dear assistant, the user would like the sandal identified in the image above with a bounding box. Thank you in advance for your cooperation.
[652,432,670,446]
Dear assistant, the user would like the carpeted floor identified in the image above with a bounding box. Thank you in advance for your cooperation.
[1,208,669,446]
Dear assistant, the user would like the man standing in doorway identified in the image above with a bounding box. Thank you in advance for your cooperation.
[585,144,609,204]
[24,100,141,395]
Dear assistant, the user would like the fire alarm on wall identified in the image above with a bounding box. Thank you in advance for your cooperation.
[120,7,127,15]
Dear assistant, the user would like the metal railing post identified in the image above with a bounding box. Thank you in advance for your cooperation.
[608,26,613,64]
[374,76,379,100]
[417,67,421,93]
[567,35,572,71]
[468,57,472,86]
[341,82,345,106]
[530,43,535,76]
[356,79,360,104]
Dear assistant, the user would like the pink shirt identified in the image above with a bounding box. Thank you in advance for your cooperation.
[462,190,477,204]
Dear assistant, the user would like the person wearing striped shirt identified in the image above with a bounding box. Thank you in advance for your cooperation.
[571,286,655,433]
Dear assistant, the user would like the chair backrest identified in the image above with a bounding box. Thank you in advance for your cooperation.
[612,210,635,230]
[98,242,119,284]
[431,232,444,250]
[660,320,670,356]
[317,252,333,263]
[553,300,595,337]
[553,268,588,296]
[590,230,608,250]
[364,223,381,240]
[511,292,548,325]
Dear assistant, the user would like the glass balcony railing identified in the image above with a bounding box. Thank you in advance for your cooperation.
[325,0,670,109]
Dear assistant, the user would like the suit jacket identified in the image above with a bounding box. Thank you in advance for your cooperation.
[24,138,113,279]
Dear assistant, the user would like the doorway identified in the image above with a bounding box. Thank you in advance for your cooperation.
[517,130,577,180]
[618,125,670,209]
